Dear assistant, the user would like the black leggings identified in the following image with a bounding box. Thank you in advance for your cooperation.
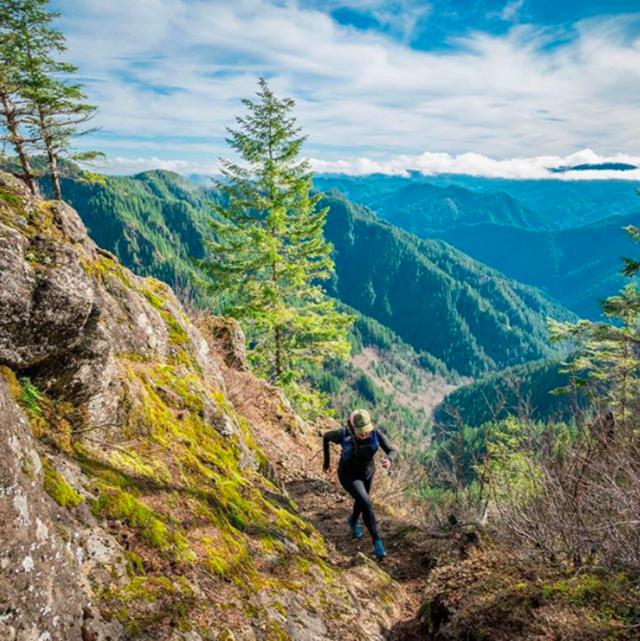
[338,468,379,541]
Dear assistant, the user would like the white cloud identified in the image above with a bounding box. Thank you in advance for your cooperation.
[96,148,640,180]
[500,0,525,22]
[309,148,640,180]
[51,0,640,163]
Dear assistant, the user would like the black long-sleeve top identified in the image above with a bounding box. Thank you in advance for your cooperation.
[323,427,397,476]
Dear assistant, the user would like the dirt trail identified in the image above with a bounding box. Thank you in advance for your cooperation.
[286,474,437,640]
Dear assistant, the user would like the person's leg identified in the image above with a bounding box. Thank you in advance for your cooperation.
[350,479,379,541]
[338,469,361,524]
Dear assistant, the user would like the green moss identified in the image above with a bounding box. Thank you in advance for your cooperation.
[541,573,640,625]
[42,458,83,508]
[100,575,196,635]
[92,486,184,555]
[265,621,292,641]
[124,551,146,577]
[0,187,22,208]
[142,288,166,310]
[0,366,22,400]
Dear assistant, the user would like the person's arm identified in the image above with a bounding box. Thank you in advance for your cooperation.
[323,428,344,471]
[377,429,398,466]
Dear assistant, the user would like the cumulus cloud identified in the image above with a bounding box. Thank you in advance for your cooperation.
[308,148,640,180]
[51,0,640,165]
[95,148,640,180]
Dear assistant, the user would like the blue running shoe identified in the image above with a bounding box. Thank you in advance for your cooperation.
[347,515,363,539]
[373,538,387,560]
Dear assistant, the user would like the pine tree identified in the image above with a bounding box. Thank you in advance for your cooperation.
[2,0,99,199]
[550,221,640,429]
[204,78,353,382]
[0,10,37,194]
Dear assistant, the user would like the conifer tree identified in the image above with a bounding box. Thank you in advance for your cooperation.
[1,0,99,199]
[551,221,640,429]
[0,11,37,193]
[204,78,353,382]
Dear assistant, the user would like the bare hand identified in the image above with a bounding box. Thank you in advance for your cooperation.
[381,458,391,470]
[323,464,331,475]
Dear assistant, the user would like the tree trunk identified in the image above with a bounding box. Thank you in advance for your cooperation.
[38,106,61,200]
[274,325,283,380]
[0,88,37,195]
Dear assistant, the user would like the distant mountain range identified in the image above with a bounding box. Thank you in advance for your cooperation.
[433,213,639,319]
[316,173,640,319]
[315,173,640,229]
[551,162,637,173]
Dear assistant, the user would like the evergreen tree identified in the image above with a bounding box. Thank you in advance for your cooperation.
[1,0,99,199]
[0,10,37,193]
[550,221,640,429]
[204,78,352,382]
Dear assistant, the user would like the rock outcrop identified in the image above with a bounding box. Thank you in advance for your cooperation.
[0,172,402,640]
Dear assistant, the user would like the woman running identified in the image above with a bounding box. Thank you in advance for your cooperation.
[322,409,397,560]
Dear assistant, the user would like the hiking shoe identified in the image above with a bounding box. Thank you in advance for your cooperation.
[373,538,387,560]
[347,515,363,539]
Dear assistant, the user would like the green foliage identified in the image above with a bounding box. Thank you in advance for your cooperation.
[202,79,352,382]
[434,358,577,432]
[0,0,99,199]
[19,376,44,417]
[549,236,640,426]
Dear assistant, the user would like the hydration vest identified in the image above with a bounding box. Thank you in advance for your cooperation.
[340,427,379,463]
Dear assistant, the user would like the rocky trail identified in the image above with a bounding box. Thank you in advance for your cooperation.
[285,473,439,640]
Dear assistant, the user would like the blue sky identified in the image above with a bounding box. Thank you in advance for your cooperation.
[50,0,640,178]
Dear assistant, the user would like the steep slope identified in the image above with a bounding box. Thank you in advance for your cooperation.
[322,194,573,377]
[433,213,640,319]
[0,172,406,641]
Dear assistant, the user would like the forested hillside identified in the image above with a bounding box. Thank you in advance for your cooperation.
[435,214,640,318]
[322,193,573,376]
[433,358,575,432]
[51,170,213,290]
[317,173,640,319]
